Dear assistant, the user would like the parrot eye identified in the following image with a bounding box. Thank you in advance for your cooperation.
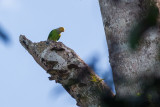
[59,27,65,32]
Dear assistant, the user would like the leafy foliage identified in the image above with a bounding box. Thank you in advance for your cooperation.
[0,26,10,44]
[129,0,159,49]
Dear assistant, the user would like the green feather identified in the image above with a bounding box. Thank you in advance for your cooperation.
[47,29,61,42]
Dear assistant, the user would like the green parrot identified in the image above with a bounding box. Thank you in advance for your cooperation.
[47,27,64,42]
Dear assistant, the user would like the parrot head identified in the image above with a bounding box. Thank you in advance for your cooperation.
[57,27,65,33]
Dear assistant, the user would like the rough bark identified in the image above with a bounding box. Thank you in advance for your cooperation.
[19,35,114,107]
[98,0,160,100]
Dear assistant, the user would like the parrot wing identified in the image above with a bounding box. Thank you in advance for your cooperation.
[48,30,60,41]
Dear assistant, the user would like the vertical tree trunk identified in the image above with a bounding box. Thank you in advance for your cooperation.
[98,0,160,99]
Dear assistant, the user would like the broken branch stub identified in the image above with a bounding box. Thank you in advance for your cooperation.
[19,35,114,107]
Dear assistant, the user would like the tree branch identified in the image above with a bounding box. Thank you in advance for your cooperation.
[19,35,114,107]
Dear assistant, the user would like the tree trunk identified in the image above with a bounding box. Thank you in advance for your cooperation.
[99,0,160,99]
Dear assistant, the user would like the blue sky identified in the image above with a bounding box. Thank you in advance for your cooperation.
[0,0,113,107]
